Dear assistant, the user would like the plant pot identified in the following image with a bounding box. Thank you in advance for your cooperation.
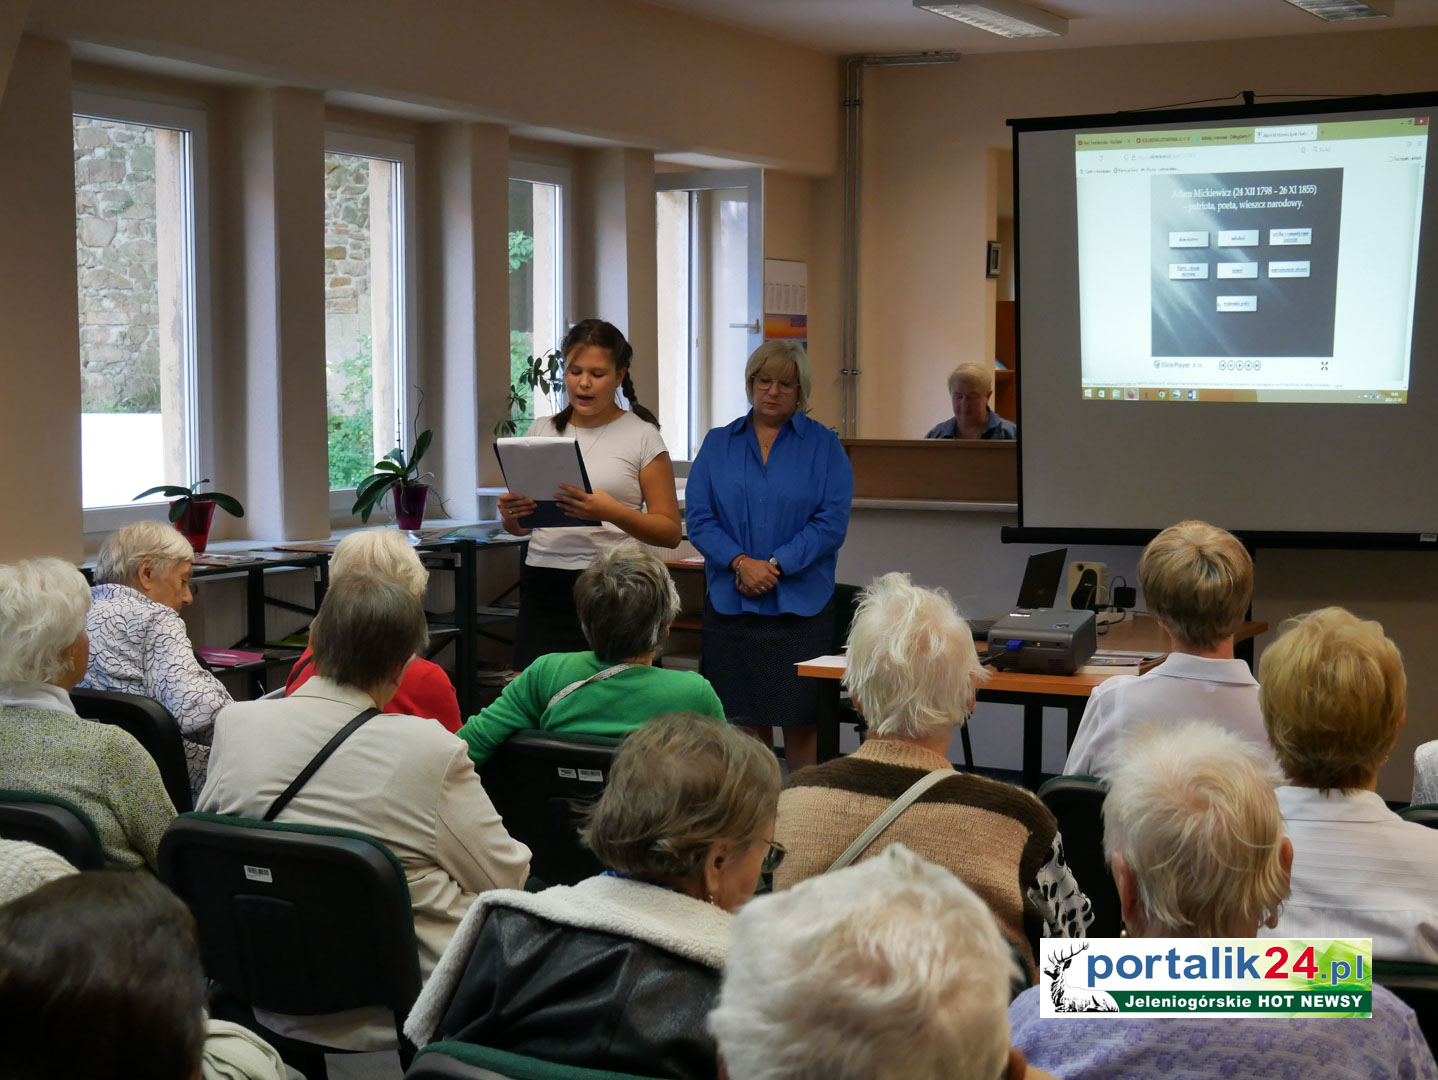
[394,483,429,530]
[174,499,217,553]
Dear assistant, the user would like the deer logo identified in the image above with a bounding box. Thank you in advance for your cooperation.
[1044,942,1119,1013]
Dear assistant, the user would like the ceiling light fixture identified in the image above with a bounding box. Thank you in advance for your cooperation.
[913,0,1067,39]
[1281,0,1394,19]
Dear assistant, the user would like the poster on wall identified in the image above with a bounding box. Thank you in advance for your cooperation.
[763,258,808,345]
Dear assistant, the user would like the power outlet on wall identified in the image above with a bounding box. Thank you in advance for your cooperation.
[1066,561,1109,610]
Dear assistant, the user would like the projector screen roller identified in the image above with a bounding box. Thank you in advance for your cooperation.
[1011,94,1438,543]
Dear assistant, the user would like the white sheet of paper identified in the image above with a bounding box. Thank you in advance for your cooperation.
[494,437,588,499]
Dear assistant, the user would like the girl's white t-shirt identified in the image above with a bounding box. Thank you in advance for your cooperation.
[522,410,670,570]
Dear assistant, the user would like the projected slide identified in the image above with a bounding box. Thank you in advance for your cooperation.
[1074,116,1426,404]
[1151,169,1342,358]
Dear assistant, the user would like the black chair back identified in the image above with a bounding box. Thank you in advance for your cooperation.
[70,687,192,812]
[1399,803,1438,829]
[832,582,863,652]
[479,732,622,887]
[1037,775,1122,938]
[0,790,104,870]
[159,813,421,1060]
[406,1041,653,1079]
[1374,961,1438,1048]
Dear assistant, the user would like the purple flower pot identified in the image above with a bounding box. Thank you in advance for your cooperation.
[394,483,429,530]
[174,499,217,553]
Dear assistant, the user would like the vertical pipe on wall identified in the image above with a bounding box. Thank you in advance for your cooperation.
[839,52,960,438]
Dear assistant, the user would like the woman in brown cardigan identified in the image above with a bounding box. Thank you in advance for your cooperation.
[773,572,1092,969]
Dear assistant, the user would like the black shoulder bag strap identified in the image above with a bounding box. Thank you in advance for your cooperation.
[263,707,381,822]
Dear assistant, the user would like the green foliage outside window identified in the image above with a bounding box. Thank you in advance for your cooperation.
[327,334,374,489]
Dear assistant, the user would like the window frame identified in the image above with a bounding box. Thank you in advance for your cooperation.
[322,128,420,518]
[508,157,574,356]
[73,90,213,535]
[654,168,765,462]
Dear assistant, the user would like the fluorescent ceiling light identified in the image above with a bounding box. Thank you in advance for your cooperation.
[914,0,1068,38]
[1281,0,1394,19]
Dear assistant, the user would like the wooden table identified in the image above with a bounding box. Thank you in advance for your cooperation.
[800,615,1267,791]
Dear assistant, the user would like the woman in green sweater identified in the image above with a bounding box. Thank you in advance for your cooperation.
[460,542,723,765]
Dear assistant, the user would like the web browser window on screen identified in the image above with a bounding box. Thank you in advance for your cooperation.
[1074,116,1427,404]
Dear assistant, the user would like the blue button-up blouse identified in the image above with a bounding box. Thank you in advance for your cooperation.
[685,410,853,617]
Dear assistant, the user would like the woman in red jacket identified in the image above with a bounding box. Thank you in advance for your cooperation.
[286,528,461,732]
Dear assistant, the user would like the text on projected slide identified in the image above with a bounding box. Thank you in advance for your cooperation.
[1074,115,1427,404]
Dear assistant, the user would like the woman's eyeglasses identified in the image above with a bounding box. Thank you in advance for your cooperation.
[753,377,798,394]
[761,840,787,874]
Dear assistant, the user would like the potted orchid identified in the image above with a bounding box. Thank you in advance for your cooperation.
[132,480,245,553]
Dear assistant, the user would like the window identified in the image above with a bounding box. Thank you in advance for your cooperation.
[508,162,569,434]
[323,135,414,496]
[655,170,764,460]
[73,95,207,515]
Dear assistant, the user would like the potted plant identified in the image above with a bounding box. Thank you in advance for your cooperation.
[353,428,438,528]
[132,480,245,553]
[495,347,566,436]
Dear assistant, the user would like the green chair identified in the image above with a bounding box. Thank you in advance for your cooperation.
[1037,775,1121,939]
[159,812,422,1080]
[479,731,623,887]
[70,686,192,812]
[406,1041,656,1080]
[1398,803,1438,829]
[0,789,104,869]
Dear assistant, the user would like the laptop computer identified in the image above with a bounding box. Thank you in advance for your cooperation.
[967,548,1068,640]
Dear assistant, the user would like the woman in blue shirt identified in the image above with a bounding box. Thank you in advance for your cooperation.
[685,341,853,771]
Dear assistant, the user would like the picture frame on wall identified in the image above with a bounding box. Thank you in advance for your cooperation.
[986,241,1001,279]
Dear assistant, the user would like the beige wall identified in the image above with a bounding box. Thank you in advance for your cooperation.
[0,0,29,106]
[854,24,1438,439]
[0,36,81,560]
[25,0,837,175]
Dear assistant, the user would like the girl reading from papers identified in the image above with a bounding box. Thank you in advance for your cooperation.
[497,319,681,669]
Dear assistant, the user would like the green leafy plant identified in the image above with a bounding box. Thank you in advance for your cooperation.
[508,230,534,272]
[132,480,245,522]
[352,428,435,523]
[495,347,565,436]
[327,335,375,489]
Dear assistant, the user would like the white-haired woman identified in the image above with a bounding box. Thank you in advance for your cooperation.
[712,845,1052,1080]
[81,520,231,797]
[0,558,175,871]
[773,572,1089,974]
[458,541,723,766]
[407,712,782,1080]
[1010,720,1434,1080]
[285,528,461,732]
[925,361,1016,440]
[685,340,853,771]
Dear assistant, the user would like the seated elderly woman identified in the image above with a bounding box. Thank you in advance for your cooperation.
[198,574,530,1052]
[711,844,1055,1080]
[81,519,232,796]
[1010,720,1434,1079]
[0,557,175,871]
[0,871,287,1080]
[285,527,461,732]
[1259,606,1438,961]
[774,572,1090,972]
[459,541,724,765]
[406,712,783,1080]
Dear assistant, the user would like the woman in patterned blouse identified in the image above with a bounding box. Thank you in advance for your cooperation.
[81,521,231,798]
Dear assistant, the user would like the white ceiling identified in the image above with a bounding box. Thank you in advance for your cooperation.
[640,0,1438,55]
